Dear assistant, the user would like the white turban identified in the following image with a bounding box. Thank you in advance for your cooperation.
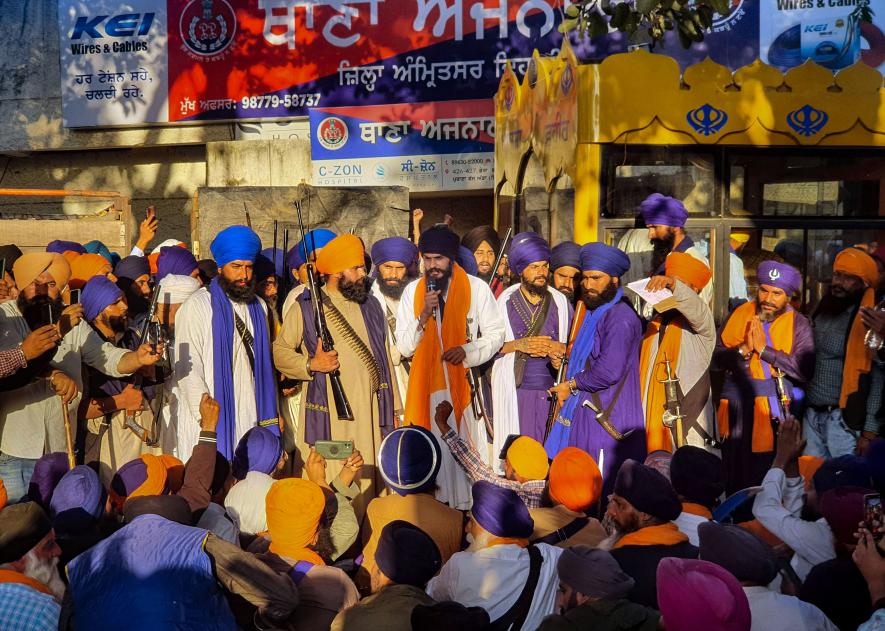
[159,274,200,305]
[223,471,275,535]
[151,239,185,255]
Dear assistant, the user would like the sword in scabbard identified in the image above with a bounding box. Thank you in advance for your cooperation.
[582,399,637,441]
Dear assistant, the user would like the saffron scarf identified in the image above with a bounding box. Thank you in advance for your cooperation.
[405,264,471,430]
[210,277,280,460]
[640,313,686,453]
[0,569,53,595]
[681,502,713,519]
[545,289,622,458]
[613,522,688,549]
[840,286,876,409]
[719,301,794,453]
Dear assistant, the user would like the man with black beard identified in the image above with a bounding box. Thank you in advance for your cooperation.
[369,237,420,413]
[461,225,506,297]
[549,241,582,305]
[176,226,280,464]
[491,232,571,453]
[79,275,165,484]
[714,261,814,493]
[275,234,398,520]
[805,248,883,458]
[0,253,163,503]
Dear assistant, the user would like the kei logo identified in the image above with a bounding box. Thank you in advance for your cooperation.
[316,117,349,151]
[180,0,236,59]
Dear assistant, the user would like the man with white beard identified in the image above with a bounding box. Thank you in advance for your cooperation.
[0,502,66,629]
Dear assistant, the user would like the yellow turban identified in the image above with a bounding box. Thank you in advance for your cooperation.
[833,248,878,287]
[507,436,549,481]
[315,234,365,275]
[729,232,751,244]
[13,253,71,291]
[265,478,326,565]
[69,253,111,290]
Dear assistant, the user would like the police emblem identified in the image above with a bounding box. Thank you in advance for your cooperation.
[180,0,236,58]
[316,117,349,151]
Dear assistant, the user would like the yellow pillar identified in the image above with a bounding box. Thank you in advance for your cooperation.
[574,143,601,244]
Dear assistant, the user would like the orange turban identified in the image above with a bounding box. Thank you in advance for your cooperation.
[315,234,365,275]
[507,436,549,481]
[265,479,326,565]
[833,248,878,287]
[159,455,185,493]
[69,254,111,290]
[148,252,161,275]
[109,454,169,510]
[665,252,711,292]
[799,455,825,492]
[549,447,602,512]
[13,253,72,291]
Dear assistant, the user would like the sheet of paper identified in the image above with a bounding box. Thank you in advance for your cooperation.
[626,277,673,306]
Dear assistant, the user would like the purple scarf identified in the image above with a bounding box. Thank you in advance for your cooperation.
[298,289,394,444]
[210,277,279,459]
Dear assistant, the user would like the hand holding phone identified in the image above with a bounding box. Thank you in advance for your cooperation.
[864,493,883,541]
[314,439,353,460]
[69,288,81,305]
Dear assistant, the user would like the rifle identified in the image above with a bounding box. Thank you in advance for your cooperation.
[490,227,513,292]
[124,282,161,445]
[544,301,584,444]
[772,367,791,426]
[294,199,354,421]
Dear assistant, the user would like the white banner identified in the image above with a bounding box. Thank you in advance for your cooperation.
[312,153,494,192]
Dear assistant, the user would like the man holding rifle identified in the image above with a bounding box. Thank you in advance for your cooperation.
[396,225,505,510]
[491,232,571,460]
[274,233,398,521]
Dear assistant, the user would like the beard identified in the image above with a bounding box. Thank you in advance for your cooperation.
[377,274,415,300]
[521,276,548,297]
[424,265,453,294]
[219,275,257,304]
[756,301,788,323]
[126,291,149,315]
[815,289,862,317]
[466,530,494,552]
[582,280,619,311]
[104,314,128,335]
[23,549,66,602]
[598,514,624,551]
[650,230,677,274]
[309,526,335,563]
[340,276,370,304]
[556,285,575,302]
[262,293,278,311]
[18,294,64,331]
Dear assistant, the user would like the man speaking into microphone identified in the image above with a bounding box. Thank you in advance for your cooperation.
[395,225,505,510]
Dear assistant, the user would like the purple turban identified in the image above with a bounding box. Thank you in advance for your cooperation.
[580,242,630,277]
[639,193,688,228]
[285,245,305,279]
[257,248,284,281]
[114,255,150,283]
[471,480,534,539]
[47,240,85,255]
[371,237,418,268]
[297,228,337,262]
[757,260,801,296]
[458,246,479,276]
[231,426,283,480]
[82,275,124,322]
[551,242,581,271]
[27,452,70,510]
[613,459,682,521]
[657,558,751,631]
[509,232,551,276]
[156,246,198,281]
[50,465,105,536]
[210,226,261,267]
[418,226,460,262]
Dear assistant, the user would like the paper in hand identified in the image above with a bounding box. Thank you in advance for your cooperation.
[626,278,677,312]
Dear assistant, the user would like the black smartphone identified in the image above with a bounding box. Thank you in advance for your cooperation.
[44,303,56,327]
[69,288,81,305]
[864,493,883,541]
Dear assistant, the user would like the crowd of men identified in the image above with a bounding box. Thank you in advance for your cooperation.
[0,193,884,631]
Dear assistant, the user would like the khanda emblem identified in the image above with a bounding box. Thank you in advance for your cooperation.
[787,105,828,137]
[686,104,728,136]
[560,65,574,96]
[768,268,781,282]
[181,0,236,57]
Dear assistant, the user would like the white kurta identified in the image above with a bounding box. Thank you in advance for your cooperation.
[174,287,267,461]
[490,284,570,469]
[395,274,506,509]
[370,282,409,414]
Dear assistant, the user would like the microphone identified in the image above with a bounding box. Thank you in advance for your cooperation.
[428,279,437,319]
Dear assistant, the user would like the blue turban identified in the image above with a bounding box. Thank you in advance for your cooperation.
[580,242,630,277]
[84,240,114,264]
[47,240,85,255]
[114,255,150,283]
[231,426,283,480]
[296,228,337,262]
[82,275,124,322]
[551,242,581,271]
[258,248,284,280]
[371,237,418,268]
[812,455,872,496]
[210,226,261,268]
[27,452,69,510]
[50,465,105,536]
[471,480,534,539]
[639,193,688,228]
[458,246,479,276]
[509,232,551,276]
[156,246,198,281]
[757,260,802,296]
[379,426,442,495]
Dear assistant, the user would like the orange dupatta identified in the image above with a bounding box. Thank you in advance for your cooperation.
[404,264,471,430]
[840,286,875,409]
[612,523,688,549]
[719,301,794,453]
[0,569,53,595]
[639,315,686,453]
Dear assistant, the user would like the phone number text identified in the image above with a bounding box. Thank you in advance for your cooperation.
[240,93,321,109]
